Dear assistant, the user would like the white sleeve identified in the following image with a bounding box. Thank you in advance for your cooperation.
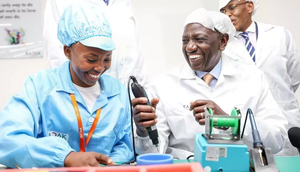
[284,29,300,92]
[43,0,68,69]
[242,72,288,154]
[134,84,170,155]
[134,134,158,154]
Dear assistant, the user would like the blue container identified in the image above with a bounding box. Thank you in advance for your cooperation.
[137,153,173,166]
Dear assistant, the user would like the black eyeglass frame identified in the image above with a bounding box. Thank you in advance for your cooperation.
[220,1,249,14]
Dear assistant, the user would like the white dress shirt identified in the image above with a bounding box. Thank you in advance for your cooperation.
[195,58,222,89]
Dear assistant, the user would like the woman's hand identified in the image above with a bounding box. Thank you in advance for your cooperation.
[64,152,115,167]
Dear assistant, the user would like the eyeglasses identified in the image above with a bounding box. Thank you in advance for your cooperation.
[220,1,248,14]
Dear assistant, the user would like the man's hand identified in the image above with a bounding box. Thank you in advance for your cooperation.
[131,97,159,137]
[190,100,227,125]
[64,152,115,167]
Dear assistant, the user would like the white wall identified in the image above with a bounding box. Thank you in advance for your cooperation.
[0,0,48,110]
[0,0,300,110]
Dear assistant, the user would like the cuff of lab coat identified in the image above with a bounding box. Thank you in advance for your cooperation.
[58,148,75,167]
[136,135,150,140]
[134,135,158,155]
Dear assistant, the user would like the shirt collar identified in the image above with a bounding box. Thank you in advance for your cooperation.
[56,61,120,98]
[235,21,256,37]
[180,53,238,80]
[195,58,222,79]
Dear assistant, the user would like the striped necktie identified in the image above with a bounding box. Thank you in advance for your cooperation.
[240,32,256,62]
[103,0,109,5]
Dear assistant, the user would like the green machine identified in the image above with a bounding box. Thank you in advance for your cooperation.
[204,107,241,141]
[194,107,250,172]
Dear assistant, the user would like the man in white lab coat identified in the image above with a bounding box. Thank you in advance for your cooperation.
[43,0,147,86]
[132,8,288,160]
[218,0,300,156]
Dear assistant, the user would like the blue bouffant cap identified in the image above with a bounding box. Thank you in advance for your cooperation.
[57,2,115,51]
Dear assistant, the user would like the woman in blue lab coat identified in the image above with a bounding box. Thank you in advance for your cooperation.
[0,3,133,168]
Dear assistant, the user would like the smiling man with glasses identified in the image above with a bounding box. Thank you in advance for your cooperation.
[219,0,252,32]
[219,0,300,157]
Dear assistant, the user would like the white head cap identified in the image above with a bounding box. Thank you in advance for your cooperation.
[184,8,215,32]
[184,8,236,40]
[218,0,259,16]
[183,8,254,65]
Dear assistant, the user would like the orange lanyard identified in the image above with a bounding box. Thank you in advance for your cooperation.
[70,93,101,152]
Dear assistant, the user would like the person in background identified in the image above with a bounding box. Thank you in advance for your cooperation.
[132,8,288,159]
[44,0,148,86]
[218,0,300,156]
[0,3,133,168]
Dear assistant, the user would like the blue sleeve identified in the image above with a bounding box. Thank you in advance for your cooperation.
[109,87,134,162]
[0,77,74,168]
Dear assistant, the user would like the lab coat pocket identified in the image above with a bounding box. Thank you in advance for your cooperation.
[258,46,287,73]
[166,103,201,140]
[167,114,186,140]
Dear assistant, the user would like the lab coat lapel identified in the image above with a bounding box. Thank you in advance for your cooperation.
[91,74,120,113]
[179,63,209,87]
[92,89,108,113]
[215,55,238,88]
[179,63,196,80]
[255,22,275,67]
[56,61,88,110]
[180,57,238,88]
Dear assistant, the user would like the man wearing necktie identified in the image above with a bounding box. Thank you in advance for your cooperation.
[219,0,300,156]
[132,8,287,160]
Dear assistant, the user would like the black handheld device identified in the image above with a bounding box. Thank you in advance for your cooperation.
[288,127,300,154]
[130,76,159,147]
[247,109,268,166]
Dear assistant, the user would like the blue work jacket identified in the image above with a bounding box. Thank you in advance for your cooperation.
[0,61,133,168]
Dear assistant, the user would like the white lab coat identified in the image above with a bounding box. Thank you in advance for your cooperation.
[43,0,147,86]
[252,22,300,156]
[135,53,288,159]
